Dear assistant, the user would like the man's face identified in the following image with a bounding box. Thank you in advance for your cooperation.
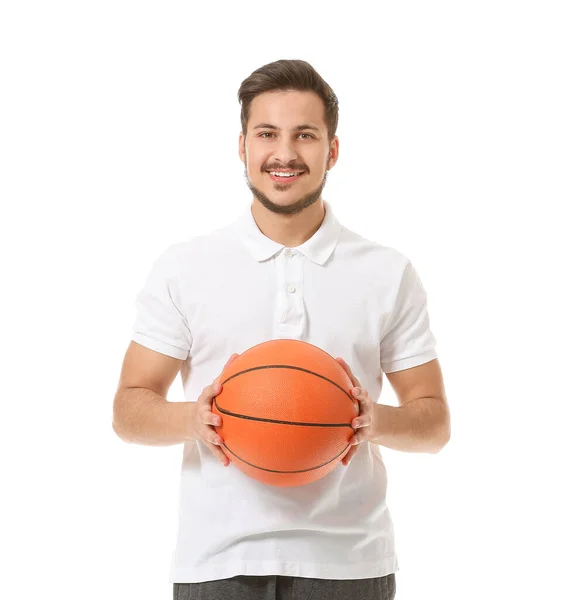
[239,90,339,216]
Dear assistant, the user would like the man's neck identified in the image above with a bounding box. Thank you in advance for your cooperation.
[250,200,326,248]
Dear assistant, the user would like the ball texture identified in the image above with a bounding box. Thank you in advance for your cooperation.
[212,338,359,487]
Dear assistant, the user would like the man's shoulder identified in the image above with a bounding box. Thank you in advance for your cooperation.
[168,222,238,257]
[338,225,410,271]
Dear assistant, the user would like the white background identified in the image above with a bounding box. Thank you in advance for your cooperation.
[1,1,569,599]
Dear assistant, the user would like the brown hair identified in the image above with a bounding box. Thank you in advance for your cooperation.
[237,59,339,143]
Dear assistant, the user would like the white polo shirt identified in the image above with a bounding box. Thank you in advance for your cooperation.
[131,200,438,584]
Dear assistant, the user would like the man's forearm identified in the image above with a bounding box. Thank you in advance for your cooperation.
[371,397,450,454]
[112,387,198,446]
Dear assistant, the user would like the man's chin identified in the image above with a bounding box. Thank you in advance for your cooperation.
[255,196,310,216]
[245,171,327,216]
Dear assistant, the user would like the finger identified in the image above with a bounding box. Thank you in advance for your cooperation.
[214,353,240,386]
[199,421,226,449]
[349,432,363,445]
[342,445,358,466]
[198,382,221,407]
[352,387,372,417]
[197,399,222,427]
[351,414,371,429]
[205,439,229,466]
[203,427,224,447]
[222,353,239,373]
[207,410,222,427]
[349,415,366,443]
[336,357,361,388]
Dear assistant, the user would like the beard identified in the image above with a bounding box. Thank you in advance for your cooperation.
[243,161,329,216]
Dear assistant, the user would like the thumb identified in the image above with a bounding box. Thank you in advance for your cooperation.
[215,353,240,385]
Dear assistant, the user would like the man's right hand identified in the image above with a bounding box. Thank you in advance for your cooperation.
[191,353,239,466]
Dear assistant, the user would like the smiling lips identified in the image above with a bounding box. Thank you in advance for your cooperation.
[267,170,305,183]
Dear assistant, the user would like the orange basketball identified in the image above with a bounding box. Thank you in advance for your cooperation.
[212,339,359,487]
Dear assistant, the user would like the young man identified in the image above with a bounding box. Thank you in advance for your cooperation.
[113,59,450,600]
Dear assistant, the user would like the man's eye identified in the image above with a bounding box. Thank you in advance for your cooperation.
[259,132,314,139]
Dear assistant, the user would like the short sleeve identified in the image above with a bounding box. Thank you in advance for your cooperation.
[131,245,192,360]
[380,261,438,373]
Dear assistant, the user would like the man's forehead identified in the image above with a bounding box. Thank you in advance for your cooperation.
[249,91,326,130]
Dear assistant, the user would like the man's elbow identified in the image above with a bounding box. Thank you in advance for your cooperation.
[112,415,128,442]
[431,416,451,454]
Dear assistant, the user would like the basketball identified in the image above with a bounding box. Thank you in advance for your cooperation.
[211,338,359,487]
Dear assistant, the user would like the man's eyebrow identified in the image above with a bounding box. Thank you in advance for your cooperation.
[253,123,320,132]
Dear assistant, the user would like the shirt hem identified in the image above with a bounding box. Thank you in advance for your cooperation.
[131,332,189,360]
[170,556,399,584]
[382,348,437,373]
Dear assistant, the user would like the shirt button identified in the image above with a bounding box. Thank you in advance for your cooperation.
[285,249,293,258]
[287,284,296,293]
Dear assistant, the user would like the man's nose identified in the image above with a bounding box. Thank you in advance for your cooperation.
[273,138,299,165]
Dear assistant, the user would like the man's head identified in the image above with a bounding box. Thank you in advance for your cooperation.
[238,59,339,216]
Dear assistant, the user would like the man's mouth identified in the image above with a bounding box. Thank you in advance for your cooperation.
[266,170,305,183]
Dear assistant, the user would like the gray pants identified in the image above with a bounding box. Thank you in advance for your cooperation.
[173,573,396,600]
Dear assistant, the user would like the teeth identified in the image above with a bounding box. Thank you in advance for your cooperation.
[269,171,301,178]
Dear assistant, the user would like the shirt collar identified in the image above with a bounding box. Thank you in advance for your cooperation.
[232,200,342,265]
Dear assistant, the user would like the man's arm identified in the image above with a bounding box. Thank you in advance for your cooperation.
[112,341,198,446]
[371,358,451,453]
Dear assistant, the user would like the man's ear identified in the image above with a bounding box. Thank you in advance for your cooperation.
[238,132,245,163]
[327,136,339,168]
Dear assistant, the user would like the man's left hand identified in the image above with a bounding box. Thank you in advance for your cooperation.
[335,357,378,466]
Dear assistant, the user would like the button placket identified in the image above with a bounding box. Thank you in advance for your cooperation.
[275,248,305,337]
[284,249,300,300]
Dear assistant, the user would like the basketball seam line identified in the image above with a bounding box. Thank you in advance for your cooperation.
[221,364,358,409]
[221,441,351,473]
[213,398,355,429]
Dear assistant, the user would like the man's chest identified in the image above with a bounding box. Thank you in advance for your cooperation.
[180,262,391,385]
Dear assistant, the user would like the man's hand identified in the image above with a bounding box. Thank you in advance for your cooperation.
[190,353,240,466]
[335,357,379,466]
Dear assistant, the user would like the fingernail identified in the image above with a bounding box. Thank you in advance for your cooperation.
[353,387,360,396]
[214,417,221,426]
